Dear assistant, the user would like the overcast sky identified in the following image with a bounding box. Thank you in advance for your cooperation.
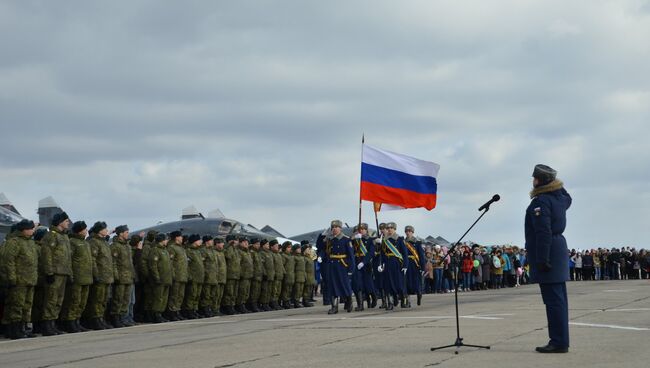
[2,1,649,247]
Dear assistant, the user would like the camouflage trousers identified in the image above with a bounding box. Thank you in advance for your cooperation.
[292,282,304,302]
[213,283,225,310]
[42,275,67,321]
[111,283,132,316]
[237,279,251,305]
[223,279,240,307]
[151,284,170,313]
[259,279,272,304]
[84,283,110,319]
[281,281,294,302]
[60,284,90,321]
[2,286,34,324]
[167,281,186,312]
[183,282,203,311]
[272,279,283,302]
[200,284,217,309]
[248,279,261,305]
[303,283,315,300]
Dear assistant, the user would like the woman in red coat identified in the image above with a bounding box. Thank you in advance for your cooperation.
[461,251,474,291]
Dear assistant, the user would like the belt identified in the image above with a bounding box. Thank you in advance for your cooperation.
[330,254,349,268]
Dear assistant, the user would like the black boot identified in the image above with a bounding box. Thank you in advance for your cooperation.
[354,293,364,312]
[111,315,125,328]
[379,295,386,309]
[32,321,42,334]
[417,293,422,306]
[370,293,377,308]
[386,298,394,311]
[175,311,186,320]
[23,323,36,338]
[88,318,105,330]
[53,321,65,335]
[42,320,58,336]
[152,313,165,324]
[76,320,90,332]
[344,296,353,313]
[100,318,113,329]
[292,300,302,309]
[63,320,79,333]
[9,323,25,340]
[302,299,314,307]
[328,298,339,314]
[122,315,135,327]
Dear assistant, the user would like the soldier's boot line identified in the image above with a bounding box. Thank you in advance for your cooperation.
[328,298,339,315]
[41,320,59,336]
[111,315,125,328]
[99,318,113,329]
[76,320,90,332]
[175,311,185,320]
[417,293,422,306]
[354,293,364,312]
[53,321,65,335]
[344,296,353,313]
[62,320,79,333]
[292,299,302,309]
[88,318,105,330]
[8,323,26,340]
[152,313,165,324]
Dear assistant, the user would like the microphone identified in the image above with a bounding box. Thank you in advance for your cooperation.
[478,194,500,212]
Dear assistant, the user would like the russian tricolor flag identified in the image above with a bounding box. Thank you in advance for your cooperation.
[361,144,440,211]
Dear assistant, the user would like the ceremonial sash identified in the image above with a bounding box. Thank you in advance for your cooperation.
[405,241,421,269]
[355,239,368,257]
[383,238,403,264]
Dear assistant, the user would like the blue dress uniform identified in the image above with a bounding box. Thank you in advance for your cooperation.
[316,233,331,305]
[404,236,426,305]
[380,234,408,310]
[373,240,384,302]
[351,235,376,310]
[525,166,571,353]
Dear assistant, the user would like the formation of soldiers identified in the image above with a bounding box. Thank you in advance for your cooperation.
[317,220,426,314]
[0,213,317,340]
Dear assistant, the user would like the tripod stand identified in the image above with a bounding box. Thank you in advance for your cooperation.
[430,198,498,354]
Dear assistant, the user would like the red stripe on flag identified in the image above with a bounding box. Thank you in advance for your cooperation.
[361,181,437,210]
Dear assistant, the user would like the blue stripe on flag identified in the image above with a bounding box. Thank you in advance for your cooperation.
[361,162,437,195]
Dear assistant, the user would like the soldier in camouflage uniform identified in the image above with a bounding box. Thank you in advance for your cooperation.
[199,235,217,318]
[110,225,135,328]
[213,237,227,315]
[183,234,205,319]
[27,227,47,335]
[291,244,305,308]
[270,240,284,310]
[222,235,241,315]
[280,242,295,309]
[84,221,113,330]
[166,231,187,321]
[236,237,253,314]
[140,230,157,322]
[148,233,172,323]
[129,234,144,323]
[1,220,38,339]
[60,221,93,333]
[39,212,72,336]
[258,239,275,311]
[302,241,315,307]
[247,238,263,313]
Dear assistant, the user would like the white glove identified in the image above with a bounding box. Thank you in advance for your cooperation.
[317,256,323,263]
[354,233,362,239]
[401,268,407,275]
[357,262,364,270]
[374,238,382,245]
[348,272,353,276]
[377,264,384,273]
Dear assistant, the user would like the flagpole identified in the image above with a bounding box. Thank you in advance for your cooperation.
[358,134,365,230]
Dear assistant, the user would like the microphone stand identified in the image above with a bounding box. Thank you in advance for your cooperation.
[430,205,493,354]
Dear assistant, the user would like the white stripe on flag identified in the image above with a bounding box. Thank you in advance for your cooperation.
[363,144,440,178]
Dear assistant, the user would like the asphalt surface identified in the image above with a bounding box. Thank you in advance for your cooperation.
[1,280,649,368]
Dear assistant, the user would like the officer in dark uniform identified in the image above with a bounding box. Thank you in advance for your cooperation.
[325,220,355,314]
[351,223,375,311]
[373,223,387,308]
[525,164,571,353]
[404,225,426,307]
[378,222,408,311]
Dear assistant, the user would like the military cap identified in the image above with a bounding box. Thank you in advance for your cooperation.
[386,222,397,229]
[33,228,48,242]
[301,243,310,252]
[115,225,129,234]
[188,234,202,244]
[16,219,36,231]
[202,235,214,243]
[129,235,142,246]
[358,223,368,230]
[330,219,343,228]
[90,221,108,234]
[379,222,387,230]
[249,237,260,244]
[155,233,168,242]
[170,230,183,239]
[238,236,249,242]
[281,241,292,250]
[71,221,87,233]
[260,239,268,246]
[145,230,158,241]
[225,234,237,242]
[214,236,225,244]
[291,243,300,251]
[51,212,69,226]
[300,240,310,246]
[405,225,414,233]
[182,235,188,244]
[533,164,557,185]
[269,239,279,246]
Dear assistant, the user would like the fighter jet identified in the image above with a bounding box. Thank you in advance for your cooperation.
[0,194,67,243]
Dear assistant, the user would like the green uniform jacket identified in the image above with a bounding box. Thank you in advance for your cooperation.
[111,238,135,285]
[225,244,241,280]
[2,233,39,286]
[202,248,218,285]
[239,248,254,280]
[215,248,227,284]
[304,255,316,286]
[140,241,152,281]
[261,249,275,281]
[251,249,264,281]
[272,251,285,281]
[88,235,114,284]
[294,254,306,283]
[169,243,188,282]
[69,235,94,285]
[282,253,295,283]
[40,227,72,276]
[148,243,172,285]
[186,247,205,283]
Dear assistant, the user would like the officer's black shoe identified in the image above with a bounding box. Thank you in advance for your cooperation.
[417,293,422,306]
[111,315,125,328]
[535,344,568,353]
[75,320,90,332]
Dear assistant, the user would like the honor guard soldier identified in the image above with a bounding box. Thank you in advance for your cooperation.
[236,237,253,314]
[60,221,93,333]
[167,231,188,321]
[110,225,135,328]
[222,235,241,315]
[292,244,305,308]
[352,223,376,311]
[325,220,355,314]
[199,235,217,318]
[148,233,172,324]
[315,231,330,306]
[374,223,387,308]
[84,222,114,330]
[270,240,285,310]
[39,212,72,336]
[404,225,426,307]
[280,241,295,309]
[377,222,408,311]
[526,164,571,353]
[301,241,315,307]
[247,238,264,313]
[213,237,228,315]
[1,220,38,339]
[258,239,275,311]
[183,234,205,319]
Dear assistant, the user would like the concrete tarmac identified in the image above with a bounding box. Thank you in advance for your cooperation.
[1,280,649,368]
